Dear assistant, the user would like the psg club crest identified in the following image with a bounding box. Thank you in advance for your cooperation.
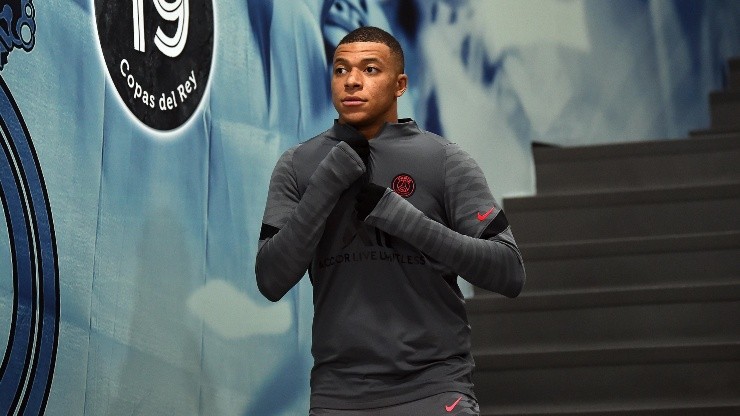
[392,173,415,198]
[95,0,214,131]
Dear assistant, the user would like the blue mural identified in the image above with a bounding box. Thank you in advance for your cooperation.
[0,0,736,414]
[0,4,59,413]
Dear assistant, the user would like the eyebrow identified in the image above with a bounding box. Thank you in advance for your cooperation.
[333,57,383,66]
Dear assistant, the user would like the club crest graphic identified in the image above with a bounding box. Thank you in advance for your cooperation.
[0,0,35,69]
[95,0,214,131]
[0,4,60,413]
[391,173,415,198]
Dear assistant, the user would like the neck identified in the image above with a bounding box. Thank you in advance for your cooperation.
[340,115,399,140]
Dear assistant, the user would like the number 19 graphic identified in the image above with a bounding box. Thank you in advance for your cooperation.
[133,0,189,57]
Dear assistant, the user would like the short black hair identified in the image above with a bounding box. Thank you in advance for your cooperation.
[337,26,405,73]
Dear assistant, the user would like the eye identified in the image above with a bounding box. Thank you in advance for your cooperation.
[365,66,379,74]
[334,67,347,75]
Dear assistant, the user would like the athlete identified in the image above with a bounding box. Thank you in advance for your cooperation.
[255,26,525,416]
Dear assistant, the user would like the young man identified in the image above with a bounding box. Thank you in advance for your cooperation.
[256,26,525,415]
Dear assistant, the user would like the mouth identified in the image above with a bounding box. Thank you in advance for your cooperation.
[342,96,366,106]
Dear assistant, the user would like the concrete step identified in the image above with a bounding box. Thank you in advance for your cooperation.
[709,91,740,130]
[474,363,740,414]
[473,346,739,412]
[689,127,740,136]
[473,342,739,371]
[531,134,740,195]
[505,183,740,244]
[467,283,740,351]
[481,400,740,415]
[474,343,740,415]
[511,232,740,293]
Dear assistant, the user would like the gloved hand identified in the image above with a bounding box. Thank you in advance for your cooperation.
[309,141,366,192]
[340,135,370,166]
[355,182,387,220]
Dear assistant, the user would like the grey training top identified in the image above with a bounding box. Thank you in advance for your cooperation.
[256,119,525,409]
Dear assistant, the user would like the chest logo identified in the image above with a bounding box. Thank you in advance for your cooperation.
[391,173,415,198]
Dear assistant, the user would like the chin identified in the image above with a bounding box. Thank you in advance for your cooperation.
[339,115,370,127]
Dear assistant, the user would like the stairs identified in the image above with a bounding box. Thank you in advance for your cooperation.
[468,57,740,415]
[692,56,740,136]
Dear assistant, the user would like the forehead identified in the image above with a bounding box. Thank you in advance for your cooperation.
[333,41,394,65]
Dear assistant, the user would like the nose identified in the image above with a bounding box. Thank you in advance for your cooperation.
[345,68,362,89]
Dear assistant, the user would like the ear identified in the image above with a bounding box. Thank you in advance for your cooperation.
[395,74,408,98]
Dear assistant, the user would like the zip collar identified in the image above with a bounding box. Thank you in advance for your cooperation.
[328,118,419,141]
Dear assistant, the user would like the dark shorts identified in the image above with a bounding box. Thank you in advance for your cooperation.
[309,392,480,416]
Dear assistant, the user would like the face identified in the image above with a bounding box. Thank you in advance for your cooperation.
[332,42,408,139]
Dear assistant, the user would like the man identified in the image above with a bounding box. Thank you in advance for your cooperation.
[255,26,525,416]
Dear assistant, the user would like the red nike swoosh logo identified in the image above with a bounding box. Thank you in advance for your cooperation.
[477,206,495,221]
[445,396,463,412]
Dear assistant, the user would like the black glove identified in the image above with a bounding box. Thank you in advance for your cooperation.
[341,135,370,166]
[355,182,387,220]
